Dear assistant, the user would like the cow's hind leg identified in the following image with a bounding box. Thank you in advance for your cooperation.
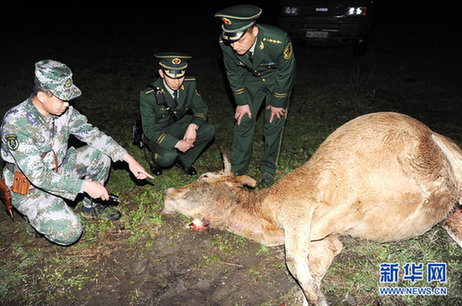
[284,211,327,306]
[442,207,462,248]
[309,235,343,285]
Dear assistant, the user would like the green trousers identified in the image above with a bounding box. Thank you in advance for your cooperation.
[144,115,215,168]
[230,87,288,176]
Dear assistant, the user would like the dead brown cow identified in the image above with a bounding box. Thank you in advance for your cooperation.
[162,112,462,305]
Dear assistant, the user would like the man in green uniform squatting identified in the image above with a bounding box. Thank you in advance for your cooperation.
[140,53,215,176]
[215,4,295,185]
[0,60,153,246]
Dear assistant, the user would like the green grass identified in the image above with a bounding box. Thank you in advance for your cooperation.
[1,38,461,305]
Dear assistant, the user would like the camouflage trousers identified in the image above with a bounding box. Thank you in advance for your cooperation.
[12,146,111,245]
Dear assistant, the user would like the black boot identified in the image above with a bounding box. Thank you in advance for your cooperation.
[175,160,197,176]
[81,202,121,221]
[261,172,275,187]
[150,164,163,176]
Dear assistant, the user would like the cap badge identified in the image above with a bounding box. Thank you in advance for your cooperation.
[65,78,72,88]
[222,17,232,25]
[172,58,181,65]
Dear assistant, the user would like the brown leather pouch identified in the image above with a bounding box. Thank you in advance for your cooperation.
[12,172,31,195]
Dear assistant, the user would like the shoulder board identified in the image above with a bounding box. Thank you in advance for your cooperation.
[144,85,160,95]
[262,37,282,44]
[184,76,196,82]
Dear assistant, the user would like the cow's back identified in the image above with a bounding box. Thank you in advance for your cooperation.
[272,112,461,242]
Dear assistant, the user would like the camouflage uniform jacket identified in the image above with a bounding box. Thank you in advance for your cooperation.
[219,24,295,109]
[139,76,208,150]
[1,97,127,200]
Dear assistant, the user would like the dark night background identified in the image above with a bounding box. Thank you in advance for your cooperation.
[1,1,459,82]
[2,1,460,138]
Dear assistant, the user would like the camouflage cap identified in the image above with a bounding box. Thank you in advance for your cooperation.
[34,60,81,101]
[155,52,192,79]
[214,4,262,44]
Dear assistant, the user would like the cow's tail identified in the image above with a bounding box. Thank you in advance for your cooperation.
[433,133,462,248]
[442,208,462,248]
[432,133,462,199]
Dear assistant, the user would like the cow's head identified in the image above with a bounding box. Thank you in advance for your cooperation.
[162,148,257,218]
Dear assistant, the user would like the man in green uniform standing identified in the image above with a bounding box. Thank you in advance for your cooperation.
[140,53,215,176]
[1,60,153,245]
[215,4,295,185]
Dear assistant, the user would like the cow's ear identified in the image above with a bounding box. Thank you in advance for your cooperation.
[236,175,257,188]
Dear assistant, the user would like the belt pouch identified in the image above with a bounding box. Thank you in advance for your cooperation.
[12,172,30,195]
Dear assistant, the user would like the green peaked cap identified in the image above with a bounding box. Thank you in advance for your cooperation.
[215,4,262,43]
[155,52,192,79]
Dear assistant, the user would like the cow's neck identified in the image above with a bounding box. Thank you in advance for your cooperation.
[207,187,285,246]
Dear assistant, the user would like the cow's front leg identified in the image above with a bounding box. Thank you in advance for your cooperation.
[284,209,327,306]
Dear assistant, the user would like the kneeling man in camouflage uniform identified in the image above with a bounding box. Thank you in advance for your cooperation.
[1,60,153,246]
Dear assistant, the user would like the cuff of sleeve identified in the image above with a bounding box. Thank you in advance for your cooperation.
[270,94,289,108]
[77,179,84,193]
[191,114,207,127]
[111,147,127,162]
[59,178,84,201]
[158,133,180,150]
[233,88,249,106]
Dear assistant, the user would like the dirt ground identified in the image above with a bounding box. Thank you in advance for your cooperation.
[0,210,305,305]
[72,218,300,306]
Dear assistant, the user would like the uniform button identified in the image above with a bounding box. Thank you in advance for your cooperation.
[262,78,266,82]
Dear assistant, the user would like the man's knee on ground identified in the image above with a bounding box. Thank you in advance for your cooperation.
[40,215,83,246]
[155,149,178,167]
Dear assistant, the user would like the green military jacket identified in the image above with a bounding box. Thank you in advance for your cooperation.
[219,24,296,108]
[1,97,127,200]
[139,76,208,150]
